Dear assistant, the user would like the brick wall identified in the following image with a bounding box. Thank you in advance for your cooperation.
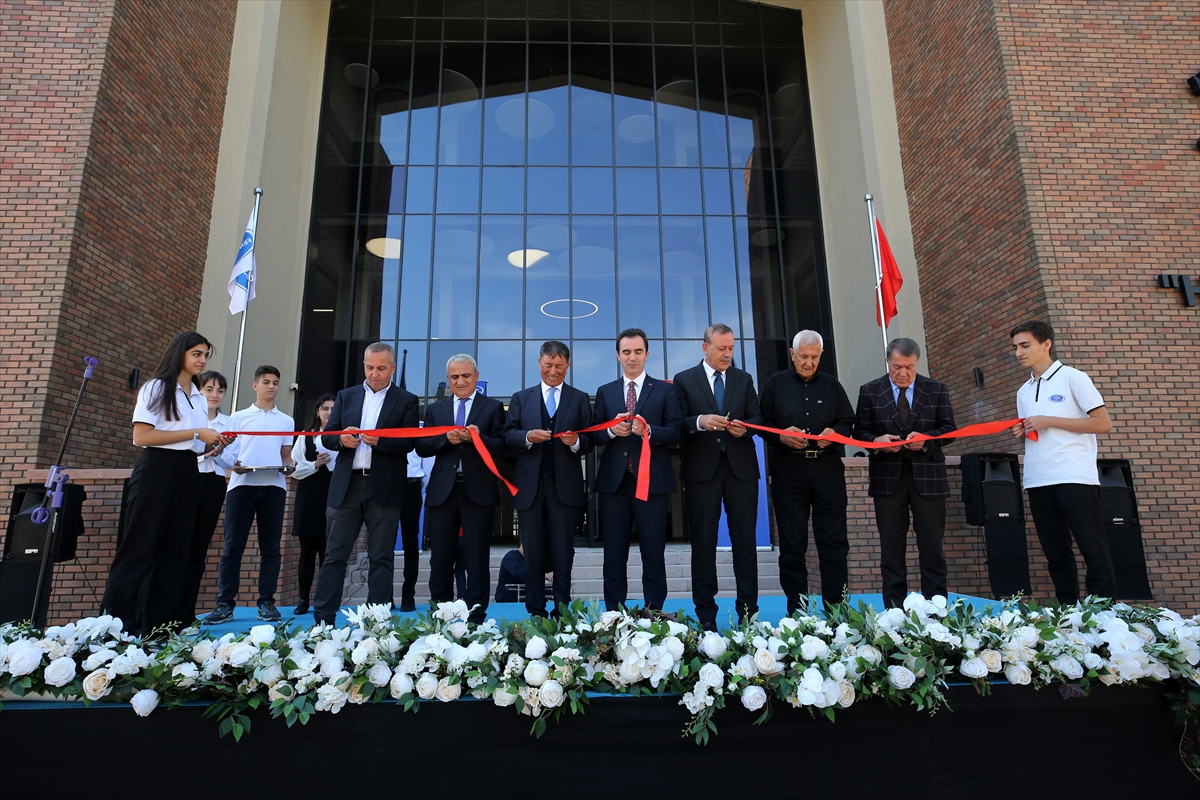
[883,0,1199,613]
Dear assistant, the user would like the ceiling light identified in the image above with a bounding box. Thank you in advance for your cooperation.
[540,299,599,319]
[366,237,403,258]
[312,308,334,313]
[508,249,549,268]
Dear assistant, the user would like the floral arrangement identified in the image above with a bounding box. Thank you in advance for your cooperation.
[1,595,1197,771]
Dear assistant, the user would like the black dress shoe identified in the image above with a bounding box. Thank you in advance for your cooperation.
[399,598,416,612]
[293,602,310,615]
[701,620,718,633]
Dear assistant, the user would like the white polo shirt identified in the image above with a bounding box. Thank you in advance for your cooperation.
[132,379,207,452]
[219,404,295,492]
[197,411,231,475]
[1016,361,1105,489]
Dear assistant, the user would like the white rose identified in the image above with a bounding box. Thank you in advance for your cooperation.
[1051,654,1084,680]
[172,662,199,688]
[313,640,340,665]
[447,622,469,639]
[799,635,829,662]
[524,660,550,687]
[43,656,77,687]
[7,644,42,677]
[347,681,370,705]
[959,657,988,680]
[735,653,759,678]
[740,685,767,712]
[130,688,160,717]
[538,679,565,709]
[415,672,439,700]
[1082,652,1103,671]
[315,682,349,713]
[978,649,1003,673]
[493,686,518,707]
[381,633,402,654]
[319,656,345,679]
[1004,662,1032,685]
[878,608,907,631]
[829,661,847,681]
[190,640,215,664]
[525,636,548,659]
[389,672,414,699]
[700,633,727,660]
[618,658,643,684]
[963,634,982,651]
[778,617,800,635]
[435,676,461,702]
[698,662,725,689]
[82,668,113,700]
[351,638,379,666]
[465,642,488,664]
[662,636,685,661]
[228,643,257,668]
[887,665,916,690]
[753,648,781,676]
[268,682,293,702]
[248,625,275,646]
[858,645,883,667]
[837,680,855,708]
[367,662,392,688]
[1012,626,1039,648]
[82,649,116,672]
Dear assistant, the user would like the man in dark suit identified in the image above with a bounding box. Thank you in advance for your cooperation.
[673,323,763,630]
[591,328,682,611]
[312,342,419,625]
[854,337,957,608]
[417,354,507,624]
[503,341,594,618]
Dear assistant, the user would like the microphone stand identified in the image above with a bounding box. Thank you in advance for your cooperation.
[28,357,99,627]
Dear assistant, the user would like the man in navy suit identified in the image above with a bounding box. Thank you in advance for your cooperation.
[853,337,957,608]
[591,328,682,611]
[312,342,419,625]
[417,354,507,624]
[673,323,763,630]
[503,341,594,617]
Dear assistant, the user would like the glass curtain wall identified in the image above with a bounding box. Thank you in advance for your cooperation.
[296,0,831,417]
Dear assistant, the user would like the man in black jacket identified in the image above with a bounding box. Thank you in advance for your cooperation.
[673,323,763,630]
[312,342,419,625]
[760,330,856,613]
[417,354,507,624]
[503,341,594,617]
[854,337,957,608]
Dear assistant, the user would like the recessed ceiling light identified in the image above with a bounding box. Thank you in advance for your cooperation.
[312,308,334,313]
[540,299,599,319]
[507,249,550,268]
[366,237,403,258]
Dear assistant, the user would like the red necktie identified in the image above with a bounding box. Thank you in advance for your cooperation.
[625,380,637,472]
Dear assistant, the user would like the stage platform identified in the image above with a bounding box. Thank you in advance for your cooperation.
[196,593,1001,638]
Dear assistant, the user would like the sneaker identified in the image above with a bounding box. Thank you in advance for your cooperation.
[205,601,234,625]
[257,601,282,622]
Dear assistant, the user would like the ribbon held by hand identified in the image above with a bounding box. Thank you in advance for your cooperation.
[552,414,652,501]
[738,418,1036,448]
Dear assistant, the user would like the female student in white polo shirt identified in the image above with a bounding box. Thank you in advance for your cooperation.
[101,332,232,636]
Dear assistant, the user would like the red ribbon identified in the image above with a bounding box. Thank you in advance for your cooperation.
[551,415,652,501]
[232,425,519,496]
[737,418,1034,448]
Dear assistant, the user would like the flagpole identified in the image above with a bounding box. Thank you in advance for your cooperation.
[865,193,890,360]
[231,187,263,407]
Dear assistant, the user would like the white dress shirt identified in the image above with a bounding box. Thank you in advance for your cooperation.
[132,379,208,452]
[608,372,647,439]
[696,360,727,429]
[352,381,391,470]
[197,411,231,475]
[525,381,580,452]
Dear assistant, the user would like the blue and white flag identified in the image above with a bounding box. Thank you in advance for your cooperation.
[227,205,258,314]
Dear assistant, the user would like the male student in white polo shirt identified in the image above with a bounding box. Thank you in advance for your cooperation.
[205,365,296,624]
[1009,321,1116,604]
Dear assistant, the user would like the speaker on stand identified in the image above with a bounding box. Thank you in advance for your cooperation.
[1096,459,1152,600]
[960,452,1031,598]
[0,483,87,627]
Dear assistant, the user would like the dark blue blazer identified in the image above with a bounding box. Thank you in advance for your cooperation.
[321,383,419,508]
[416,394,507,507]
[589,375,682,495]
[673,362,763,483]
[503,383,595,511]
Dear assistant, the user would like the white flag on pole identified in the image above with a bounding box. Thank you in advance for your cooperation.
[227,205,258,314]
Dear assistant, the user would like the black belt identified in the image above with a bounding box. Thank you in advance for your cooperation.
[787,447,839,459]
[350,468,370,477]
[406,477,422,485]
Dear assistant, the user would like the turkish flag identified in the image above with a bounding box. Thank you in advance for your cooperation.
[875,218,903,327]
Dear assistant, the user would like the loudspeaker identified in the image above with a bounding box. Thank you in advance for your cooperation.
[960,453,1030,598]
[3,483,86,562]
[1096,459,1151,600]
[0,558,53,627]
[961,452,1024,525]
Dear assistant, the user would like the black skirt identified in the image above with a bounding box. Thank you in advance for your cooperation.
[291,466,332,539]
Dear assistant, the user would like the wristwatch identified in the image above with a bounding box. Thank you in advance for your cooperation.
[193,429,199,440]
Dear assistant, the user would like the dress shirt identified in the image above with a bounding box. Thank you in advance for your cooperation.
[452,393,476,472]
[132,379,208,452]
[524,381,581,452]
[607,372,647,439]
[695,360,726,429]
[406,447,435,489]
[353,381,391,469]
[197,411,231,475]
[760,367,854,454]
[890,380,914,409]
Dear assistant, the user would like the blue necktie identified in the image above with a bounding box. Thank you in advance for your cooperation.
[455,397,466,427]
[546,387,556,418]
[713,371,725,415]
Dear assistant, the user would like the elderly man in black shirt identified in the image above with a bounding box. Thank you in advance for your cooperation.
[760,330,855,612]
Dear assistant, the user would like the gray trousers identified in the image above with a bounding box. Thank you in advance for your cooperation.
[312,473,401,620]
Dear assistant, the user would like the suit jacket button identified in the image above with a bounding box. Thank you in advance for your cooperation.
[716,437,722,443]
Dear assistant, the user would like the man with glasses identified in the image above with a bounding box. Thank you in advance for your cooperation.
[854,338,957,608]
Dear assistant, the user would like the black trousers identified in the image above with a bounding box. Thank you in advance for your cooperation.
[686,453,758,625]
[313,473,401,621]
[101,447,200,635]
[1027,483,1116,603]
[425,481,496,623]
[398,477,424,600]
[771,454,849,612]
[296,535,326,604]
[600,471,669,611]
[872,460,947,608]
[218,485,285,605]
[518,474,580,617]
[179,471,227,622]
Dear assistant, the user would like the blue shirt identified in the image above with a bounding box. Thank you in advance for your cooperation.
[890,380,914,409]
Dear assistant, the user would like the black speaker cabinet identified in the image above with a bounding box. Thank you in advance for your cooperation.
[960,453,1030,598]
[1097,459,1151,600]
[3,483,86,562]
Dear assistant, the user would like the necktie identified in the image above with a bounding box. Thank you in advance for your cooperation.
[713,371,725,415]
[546,386,556,418]
[455,397,466,427]
[625,380,637,473]
[897,388,910,430]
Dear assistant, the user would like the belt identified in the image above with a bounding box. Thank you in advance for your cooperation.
[792,447,838,459]
[351,468,370,477]
[406,477,422,485]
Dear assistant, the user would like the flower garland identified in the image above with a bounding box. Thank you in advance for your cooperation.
[1,596,1198,770]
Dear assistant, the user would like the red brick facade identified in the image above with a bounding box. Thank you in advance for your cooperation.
[884,0,1200,612]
